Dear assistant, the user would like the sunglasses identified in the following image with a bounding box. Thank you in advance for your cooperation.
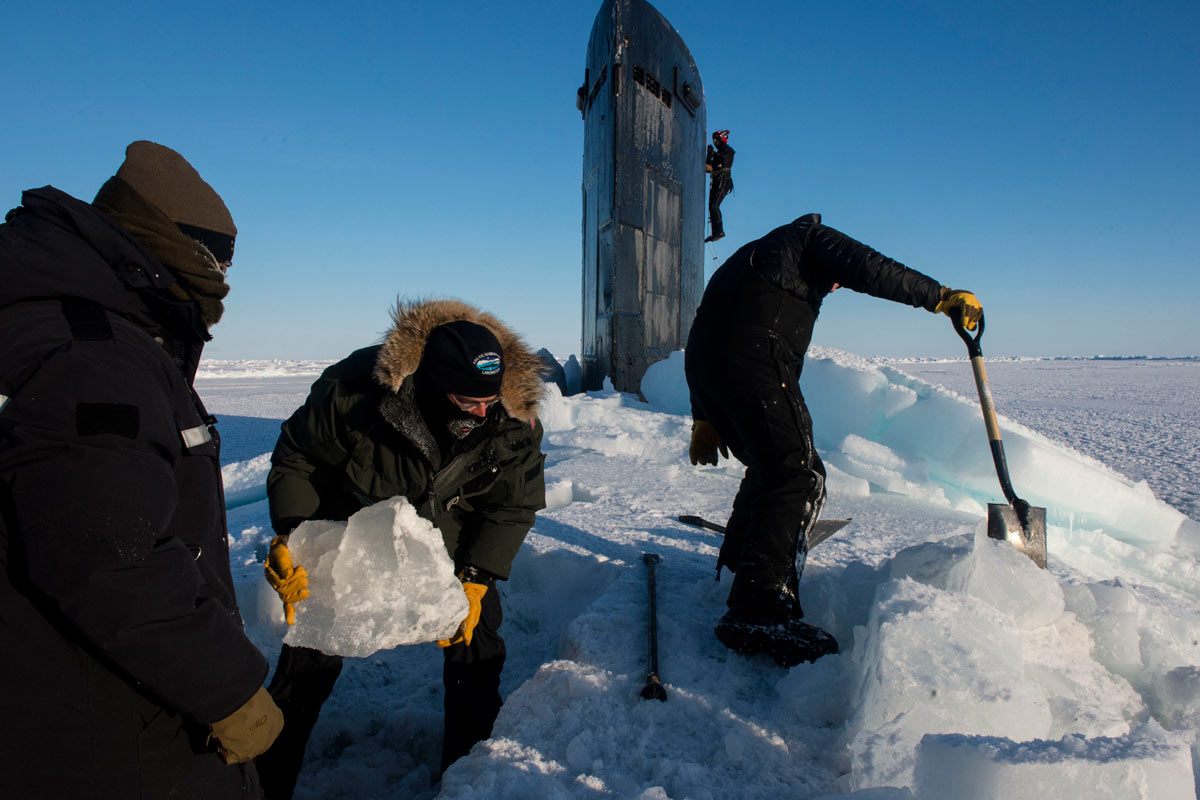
[447,393,501,413]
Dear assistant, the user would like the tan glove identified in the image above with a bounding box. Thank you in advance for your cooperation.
[264,535,309,625]
[437,582,489,648]
[935,288,983,331]
[689,420,728,466]
[209,686,284,764]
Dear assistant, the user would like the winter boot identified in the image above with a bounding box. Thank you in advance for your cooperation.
[714,570,838,667]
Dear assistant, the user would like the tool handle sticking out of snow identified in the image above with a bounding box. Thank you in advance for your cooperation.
[678,515,851,550]
[639,553,667,702]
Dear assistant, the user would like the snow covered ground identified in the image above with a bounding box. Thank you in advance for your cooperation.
[197,352,1200,800]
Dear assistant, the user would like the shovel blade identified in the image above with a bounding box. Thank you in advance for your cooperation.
[987,502,1048,568]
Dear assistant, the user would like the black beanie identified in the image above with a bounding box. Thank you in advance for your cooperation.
[417,321,505,396]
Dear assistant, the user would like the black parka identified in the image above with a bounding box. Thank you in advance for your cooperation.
[0,187,268,799]
[690,213,943,391]
[267,299,547,580]
[685,213,946,583]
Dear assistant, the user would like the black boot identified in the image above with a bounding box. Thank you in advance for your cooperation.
[714,570,838,666]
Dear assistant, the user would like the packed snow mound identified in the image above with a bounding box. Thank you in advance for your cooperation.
[634,348,1189,549]
[282,497,468,657]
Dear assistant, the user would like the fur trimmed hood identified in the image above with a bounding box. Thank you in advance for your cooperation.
[373,298,544,420]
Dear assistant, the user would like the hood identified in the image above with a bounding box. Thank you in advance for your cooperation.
[1,187,207,351]
[374,298,544,421]
[1,187,177,323]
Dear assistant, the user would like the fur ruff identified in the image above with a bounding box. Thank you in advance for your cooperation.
[373,298,544,421]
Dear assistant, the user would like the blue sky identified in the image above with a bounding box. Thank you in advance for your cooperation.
[4,0,1197,360]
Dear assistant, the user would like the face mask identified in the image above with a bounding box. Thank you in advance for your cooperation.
[445,412,486,440]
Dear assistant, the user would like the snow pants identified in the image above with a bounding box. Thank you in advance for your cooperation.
[255,586,506,798]
[684,327,826,596]
[708,173,733,238]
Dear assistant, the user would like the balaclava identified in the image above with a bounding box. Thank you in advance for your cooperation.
[92,140,235,327]
[415,320,505,441]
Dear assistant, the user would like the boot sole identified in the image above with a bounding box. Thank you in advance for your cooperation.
[714,617,839,667]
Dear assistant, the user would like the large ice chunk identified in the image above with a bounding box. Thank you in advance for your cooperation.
[913,721,1194,799]
[846,578,1052,789]
[282,496,469,658]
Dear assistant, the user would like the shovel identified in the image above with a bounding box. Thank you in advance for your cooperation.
[953,311,1048,568]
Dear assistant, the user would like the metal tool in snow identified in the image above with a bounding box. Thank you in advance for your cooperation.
[639,553,667,702]
[953,311,1048,568]
[678,515,851,551]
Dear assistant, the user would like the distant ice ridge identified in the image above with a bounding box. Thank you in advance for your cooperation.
[279,497,468,658]
[196,358,333,378]
[872,354,1200,363]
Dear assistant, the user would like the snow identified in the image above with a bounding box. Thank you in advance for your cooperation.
[194,351,1200,799]
[913,722,1194,799]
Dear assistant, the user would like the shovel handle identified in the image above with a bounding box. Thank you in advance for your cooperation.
[951,308,985,358]
[953,310,1021,507]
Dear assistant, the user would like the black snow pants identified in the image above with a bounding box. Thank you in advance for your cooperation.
[255,587,506,798]
[684,325,826,599]
[708,173,733,238]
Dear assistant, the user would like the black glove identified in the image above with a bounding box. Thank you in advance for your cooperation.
[689,421,729,466]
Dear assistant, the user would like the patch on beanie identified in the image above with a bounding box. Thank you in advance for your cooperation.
[474,352,502,376]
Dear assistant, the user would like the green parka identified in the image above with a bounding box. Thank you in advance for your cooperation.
[266,299,546,579]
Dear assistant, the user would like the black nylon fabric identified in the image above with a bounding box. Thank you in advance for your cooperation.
[266,346,546,580]
[685,326,825,590]
[686,214,942,618]
[0,188,267,797]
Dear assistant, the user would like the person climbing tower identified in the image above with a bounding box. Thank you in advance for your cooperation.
[705,129,734,243]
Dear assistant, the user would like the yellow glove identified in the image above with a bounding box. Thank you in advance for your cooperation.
[209,686,284,764]
[437,582,488,648]
[935,288,983,331]
[264,535,309,626]
[689,420,729,466]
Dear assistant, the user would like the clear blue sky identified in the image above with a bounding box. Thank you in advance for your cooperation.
[4,1,1197,360]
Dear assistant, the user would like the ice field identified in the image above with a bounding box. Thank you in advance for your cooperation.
[197,352,1200,799]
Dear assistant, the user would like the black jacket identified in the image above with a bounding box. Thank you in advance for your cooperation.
[707,140,735,174]
[707,141,735,192]
[268,299,547,581]
[0,188,267,799]
[688,214,943,415]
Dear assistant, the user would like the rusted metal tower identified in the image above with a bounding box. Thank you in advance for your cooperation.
[578,0,706,392]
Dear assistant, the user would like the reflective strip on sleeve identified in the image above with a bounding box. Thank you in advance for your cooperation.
[180,424,213,448]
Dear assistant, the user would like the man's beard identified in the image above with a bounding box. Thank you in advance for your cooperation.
[446,413,486,440]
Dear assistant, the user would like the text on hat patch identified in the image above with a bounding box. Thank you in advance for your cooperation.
[474,352,502,375]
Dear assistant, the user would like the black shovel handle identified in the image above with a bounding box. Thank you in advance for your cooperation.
[952,307,985,358]
[951,310,1021,508]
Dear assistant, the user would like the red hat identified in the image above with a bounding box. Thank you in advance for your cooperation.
[714,130,730,143]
